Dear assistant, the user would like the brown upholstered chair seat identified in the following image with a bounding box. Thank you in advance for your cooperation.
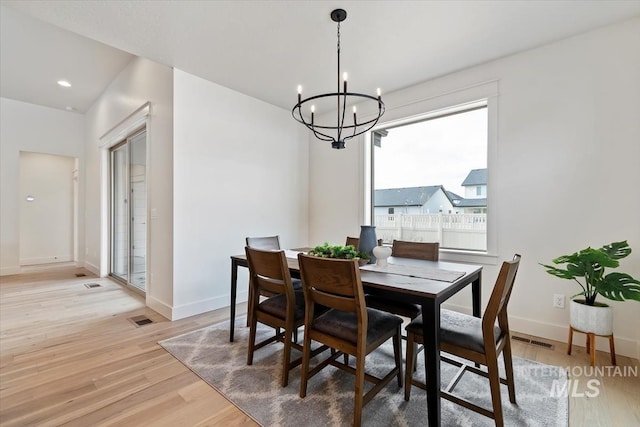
[259,291,306,320]
[406,311,502,354]
[259,290,328,321]
[313,308,403,346]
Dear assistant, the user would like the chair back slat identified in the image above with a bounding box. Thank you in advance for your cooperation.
[245,247,293,298]
[391,240,439,261]
[345,237,359,248]
[246,235,281,250]
[482,254,521,335]
[298,254,366,315]
[346,237,383,248]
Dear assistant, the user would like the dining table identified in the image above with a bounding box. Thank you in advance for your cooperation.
[229,249,482,426]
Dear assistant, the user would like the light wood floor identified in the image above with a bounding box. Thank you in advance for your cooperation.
[1,268,638,426]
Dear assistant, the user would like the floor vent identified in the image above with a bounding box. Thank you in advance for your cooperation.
[75,273,87,277]
[129,315,154,327]
[84,283,102,288]
[512,335,554,350]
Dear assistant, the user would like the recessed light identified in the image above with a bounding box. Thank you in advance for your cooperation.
[65,106,75,111]
[57,80,71,87]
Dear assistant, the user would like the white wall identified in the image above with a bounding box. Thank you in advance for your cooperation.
[19,152,75,265]
[172,70,309,320]
[0,98,84,275]
[309,18,640,357]
[84,57,174,317]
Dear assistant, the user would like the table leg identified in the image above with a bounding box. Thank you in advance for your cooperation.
[472,272,482,369]
[422,300,441,426]
[472,272,482,318]
[230,259,238,342]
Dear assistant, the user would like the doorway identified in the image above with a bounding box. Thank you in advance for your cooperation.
[110,128,147,293]
[19,152,76,266]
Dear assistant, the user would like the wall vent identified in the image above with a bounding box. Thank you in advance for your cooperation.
[512,335,554,350]
[84,283,102,288]
[531,339,554,349]
[75,273,87,277]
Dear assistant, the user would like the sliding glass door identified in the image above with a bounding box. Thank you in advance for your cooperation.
[110,129,147,292]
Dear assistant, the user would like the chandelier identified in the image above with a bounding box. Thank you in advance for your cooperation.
[292,9,385,149]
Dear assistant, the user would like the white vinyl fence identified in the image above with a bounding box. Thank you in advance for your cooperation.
[374,213,487,251]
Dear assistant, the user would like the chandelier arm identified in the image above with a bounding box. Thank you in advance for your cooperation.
[338,90,348,143]
[343,102,386,142]
[312,129,336,143]
[343,118,380,143]
[293,106,338,142]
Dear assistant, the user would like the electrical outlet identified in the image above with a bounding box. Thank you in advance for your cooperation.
[553,294,565,309]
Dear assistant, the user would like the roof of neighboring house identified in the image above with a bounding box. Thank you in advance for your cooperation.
[461,168,487,186]
[445,190,464,206]
[456,198,487,208]
[374,186,443,207]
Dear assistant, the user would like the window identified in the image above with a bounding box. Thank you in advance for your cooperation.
[371,103,488,251]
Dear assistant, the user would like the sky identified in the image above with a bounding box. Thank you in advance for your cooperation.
[373,108,487,196]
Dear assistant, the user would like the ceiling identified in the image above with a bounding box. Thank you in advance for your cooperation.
[2,1,639,114]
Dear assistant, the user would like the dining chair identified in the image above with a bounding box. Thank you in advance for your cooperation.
[246,235,281,250]
[391,239,440,260]
[404,254,521,427]
[244,246,306,387]
[345,236,383,248]
[365,240,440,320]
[297,253,403,427]
[245,235,302,327]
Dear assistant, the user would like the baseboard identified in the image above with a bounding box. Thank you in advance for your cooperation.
[146,290,250,322]
[170,294,232,321]
[20,255,73,265]
[443,302,639,359]
[0,266,21,276]
[146,295,173,320]
[83,261,100,276]
[1,262,78,276]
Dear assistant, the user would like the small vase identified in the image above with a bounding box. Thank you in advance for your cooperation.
[373,245,392,267]
[569,299,613,335]
[357,225,378,264]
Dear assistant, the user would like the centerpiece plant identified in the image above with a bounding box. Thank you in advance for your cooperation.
[308,243,370,263]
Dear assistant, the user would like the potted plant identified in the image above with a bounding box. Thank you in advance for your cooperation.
[308,243,371,265]
[540,240,640,335]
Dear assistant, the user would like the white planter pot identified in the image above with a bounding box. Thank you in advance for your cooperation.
[569,299,613,335]
[372,246,392,267]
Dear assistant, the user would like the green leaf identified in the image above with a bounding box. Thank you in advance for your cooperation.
[597,273,640,302]
[599,240,632,260]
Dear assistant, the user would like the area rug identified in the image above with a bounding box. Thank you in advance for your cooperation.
[159,320,568,426]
